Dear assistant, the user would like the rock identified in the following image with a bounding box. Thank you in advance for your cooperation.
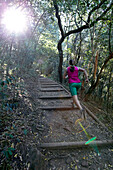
[63,126,72,132]
[54,121,63,128]
[81,160,88,167]
[65,156,72,164]
[29,148,46,170]
[49,160,56,170]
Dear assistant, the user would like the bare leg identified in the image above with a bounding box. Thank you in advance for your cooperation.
[72,95,82,110]
[72,95,86,120]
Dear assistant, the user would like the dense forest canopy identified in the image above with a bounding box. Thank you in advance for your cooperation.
[0,0,113,107]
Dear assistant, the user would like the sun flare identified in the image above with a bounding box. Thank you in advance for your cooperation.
[2,7,27,33]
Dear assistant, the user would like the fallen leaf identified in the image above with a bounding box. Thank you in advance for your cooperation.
[14,154,17,158]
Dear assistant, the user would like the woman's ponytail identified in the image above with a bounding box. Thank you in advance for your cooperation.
[69,59,75,72]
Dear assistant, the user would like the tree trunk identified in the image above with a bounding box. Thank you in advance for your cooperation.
[58,41,63,83]
[93,51,98,80]
[106,12,112,111]
[106,67,112,112]
[77,32,82,64]
[85,52,113,100]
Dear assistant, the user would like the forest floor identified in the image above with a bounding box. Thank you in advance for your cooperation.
[0,71,113,170]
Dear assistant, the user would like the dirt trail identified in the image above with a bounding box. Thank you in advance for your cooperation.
[23,75,113,170]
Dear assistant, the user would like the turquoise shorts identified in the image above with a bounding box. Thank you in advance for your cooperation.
[69,83,81,96]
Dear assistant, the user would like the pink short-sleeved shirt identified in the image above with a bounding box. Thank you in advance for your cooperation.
[67,66,81,83]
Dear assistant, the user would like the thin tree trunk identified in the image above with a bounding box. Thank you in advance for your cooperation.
[58,43,63,83]
[93,51,98,80]
[85,52,113,100]
[107,11,112,111]
[77,32,82,64]
[107,67,112,111]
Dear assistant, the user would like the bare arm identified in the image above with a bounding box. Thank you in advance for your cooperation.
[78,67,89,83]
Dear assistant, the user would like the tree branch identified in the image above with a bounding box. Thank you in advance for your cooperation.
[97,52,113,82]
[87,0,107,23]
[90,2,113,27]
[65,24,89,36]
[32,12,46,34]
[85,52,113,99]
[61,1,113,39]
[53,0,65,38]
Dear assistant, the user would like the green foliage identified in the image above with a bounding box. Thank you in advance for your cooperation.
[24,129,28,135]
[2,147,15,159]
[0,74,21,169]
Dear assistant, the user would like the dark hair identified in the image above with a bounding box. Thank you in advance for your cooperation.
[69,59,75,72]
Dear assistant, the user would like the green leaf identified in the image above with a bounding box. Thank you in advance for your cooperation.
[8,150,12,156]
[5,133,9,136]
[9,147,15,151]
[8,78,12,82]
[9,134,14,138]
[24,129,27,135]
[5,151,9,159]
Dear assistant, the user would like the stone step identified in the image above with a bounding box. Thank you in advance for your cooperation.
[39,78,53,81]
[41,82,58,86]
[39,95,72,99]
[38,106,77,110]
[40,88,64,92]
[40,80,55,83]
[41,85,61,87]
[38,140,113,150]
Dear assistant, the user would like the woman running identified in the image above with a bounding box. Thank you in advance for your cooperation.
[63,59,88,119]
